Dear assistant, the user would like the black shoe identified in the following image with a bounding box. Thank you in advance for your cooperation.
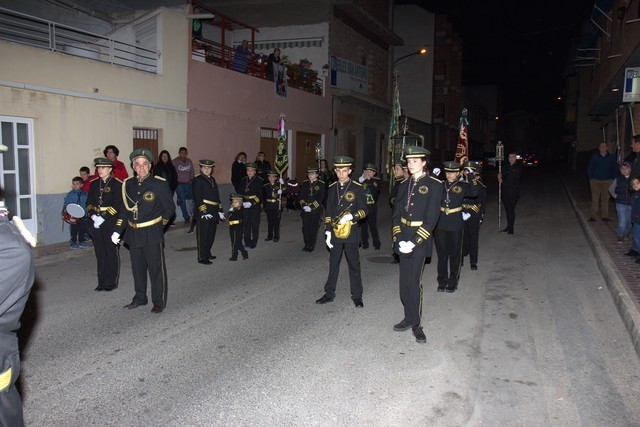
[302,246,309,252]
[315,294,334,304]
[242,252,249,260]
[265,237,272,241]
[374,246,380,250]
[308,246,314,252]
[508,230,514,235]
[601,218,610,222]
[445,283,457,293]
[198,259,212,265]
[353,299,364,308]
[625,250,639,257]
[186,228,193,234]
[413,326,427,343]
[501,227,509,232]
[460,258,464,267]
[123,301,146,309]
[250,244,256,249]
[470,264,478,270]
[103,287,115,292]
[95,286,104,291]
[273,238,279,242]
[587,217,596,222]
[208,255,216,260]
[393,319,412,331]
[151,305,163,313]
[362,244,369,249]
[229,257,237,261]
[437,283,446,292]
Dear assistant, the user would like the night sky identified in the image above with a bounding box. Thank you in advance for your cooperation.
[397,0,595,114]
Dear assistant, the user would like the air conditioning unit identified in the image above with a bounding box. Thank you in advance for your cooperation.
[436,87,449,96]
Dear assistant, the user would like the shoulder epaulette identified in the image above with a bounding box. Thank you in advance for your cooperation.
[194,173,201,178]
[154,176,167,181]
[89,176,99,183]
[114,177,123,183]
[329,181,337,187]
[317,179,325,184]
[429,175,443,184]
[352,181,363,187]
[303,179,310,183]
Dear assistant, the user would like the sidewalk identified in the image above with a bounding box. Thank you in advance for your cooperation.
[560,169,640,356]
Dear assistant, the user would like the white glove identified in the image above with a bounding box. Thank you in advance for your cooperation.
[201,213,214,220]
[91,214,105,229]
[465,167,474,173]
[218,212,226,221]
[462,212,471,221]
[432,168,441,175]
[398,241,415,254]
[358,175,365,183]
[278,178,284,185]
[338,213,353,224]
[243,202,251,208]
[111,232,120,245]
[325,231,333,249]
[303,205,312,212]
[277,189,283,195]
[229,207,234,212]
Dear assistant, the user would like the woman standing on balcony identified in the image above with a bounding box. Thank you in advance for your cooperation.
[231,40,250,73]
[266,48,281,81]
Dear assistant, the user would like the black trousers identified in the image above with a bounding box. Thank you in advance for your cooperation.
[502,194,519,232]
[462,214,480,264]
[435,228,463,288]
[360,204,381,249]
[197,218,218,261]
[243,207,261,247]
[399,253,427,327]
[91,225,120,289]
[265,209,281,239]
[70,221,87,243]
[301,210,322,248]
[129,243,168,308]
[323,242,362,300]
[230,226,248,259]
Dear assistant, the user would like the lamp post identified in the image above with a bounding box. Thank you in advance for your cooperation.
[393,47,429,66]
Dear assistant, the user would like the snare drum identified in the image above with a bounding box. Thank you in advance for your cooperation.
[63,203,86,224]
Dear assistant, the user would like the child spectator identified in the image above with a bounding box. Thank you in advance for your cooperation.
[611,162,633,242]
[630,177,640,262]
[228,194,248,261]
[79,166,93,193]
[63,176,88,249]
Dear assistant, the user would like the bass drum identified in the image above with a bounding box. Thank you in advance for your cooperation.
[63,203,85,224]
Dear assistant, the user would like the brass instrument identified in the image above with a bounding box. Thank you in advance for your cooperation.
[331,204,352,239]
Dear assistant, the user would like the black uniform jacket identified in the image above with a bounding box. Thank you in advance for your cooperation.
[392,173,443,257]
[437,174,477,231]
[240,176,263,208]
[116,175,175,247]
[389,178,406,208]
[463,178,486,218]
[362,176,381,206]
[263,182,285,211]
[193,174,222,221]
[299,179,326,213]
[324,179,367,244]
[86,176,124,228]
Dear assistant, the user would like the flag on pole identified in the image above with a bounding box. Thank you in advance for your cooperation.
[454,108,469,164]
[274,114,288,176]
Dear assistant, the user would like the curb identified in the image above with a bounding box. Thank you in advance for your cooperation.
[560,172,640,358]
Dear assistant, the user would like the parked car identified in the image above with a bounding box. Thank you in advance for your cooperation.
[522,153,539,166]
[483,152,497,167]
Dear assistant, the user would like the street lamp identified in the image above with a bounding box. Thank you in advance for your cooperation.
[393,47,429,66]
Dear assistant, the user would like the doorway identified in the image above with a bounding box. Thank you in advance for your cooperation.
[295,132,321,181]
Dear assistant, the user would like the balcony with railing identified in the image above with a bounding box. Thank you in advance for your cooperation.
[0,6,158,73]
[190,3,325,96]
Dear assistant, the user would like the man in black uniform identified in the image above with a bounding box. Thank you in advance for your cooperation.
[359,163,381,250]
[391,146,443,343]
[228,193,249,261]
[240,162,263,248]
[0,201,35,426]
[299,165,326,252]
[461,161,486,270]
[86,157,124,291]
[498,151,522,234]
[316,156,367,307]
[113,148,175,313]
[193,159,225,265]
[263,169,285,242]
[434,161,477,293]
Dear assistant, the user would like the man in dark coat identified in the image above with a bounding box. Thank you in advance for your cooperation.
[299,165,325,252]
[192,160,224,264]
[498,151,522,234]
[240,162,263,248]
[113,148,175,313]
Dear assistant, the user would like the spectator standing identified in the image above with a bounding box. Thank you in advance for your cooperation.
[63,176,88,249]
[266,47,281,81]
[154,150,178,196]
[231,40,250,73]
[611,162,633,243]
[95,145,128,181]
[172,146,195,224]
[255,151,272,181]
[497,151,522,234]
[587,141,618,222]
[80,166,92,193]
[231,152,247,192]
[630,177,640,262]
[625,135,640,180]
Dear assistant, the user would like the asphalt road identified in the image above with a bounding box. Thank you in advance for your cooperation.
[20,167,640,426]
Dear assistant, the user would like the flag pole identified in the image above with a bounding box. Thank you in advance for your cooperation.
[496,140,504,232]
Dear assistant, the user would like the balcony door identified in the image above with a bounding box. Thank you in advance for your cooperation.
[0,117,37,238]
